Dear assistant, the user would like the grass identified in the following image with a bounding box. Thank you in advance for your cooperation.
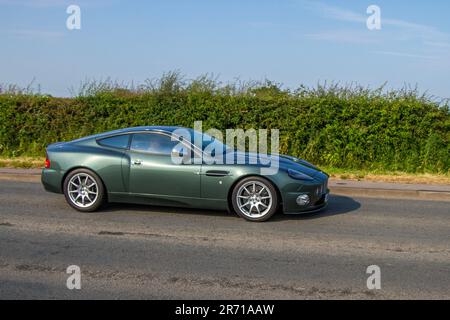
[1,157,449,185]
[0,157,44,169]
[322,167,450,185]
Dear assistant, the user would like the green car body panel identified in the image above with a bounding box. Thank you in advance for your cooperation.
[42,126,329,214]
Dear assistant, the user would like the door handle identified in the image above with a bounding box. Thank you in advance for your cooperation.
[133,159,142,165]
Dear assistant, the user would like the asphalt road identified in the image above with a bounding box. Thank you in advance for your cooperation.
[0,179,449,299]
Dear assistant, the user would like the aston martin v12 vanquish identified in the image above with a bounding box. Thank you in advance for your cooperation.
[42,126,329,222]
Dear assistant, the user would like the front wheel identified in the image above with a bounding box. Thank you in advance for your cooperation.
[63,168,105,212]
[231,176,279,222]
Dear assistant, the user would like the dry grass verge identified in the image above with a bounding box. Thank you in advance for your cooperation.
[1,157,449,185]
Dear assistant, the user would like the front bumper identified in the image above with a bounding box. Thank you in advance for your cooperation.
[283,191,329,214]
[282,175,330,215]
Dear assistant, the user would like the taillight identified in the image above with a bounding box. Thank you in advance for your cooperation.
[45,155,50,169]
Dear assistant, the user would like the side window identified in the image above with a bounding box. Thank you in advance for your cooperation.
[97,135,130,149]
[130,133,178,155]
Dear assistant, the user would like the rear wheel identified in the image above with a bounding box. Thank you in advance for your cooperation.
[63,168,105,212]
[231,176,279,222]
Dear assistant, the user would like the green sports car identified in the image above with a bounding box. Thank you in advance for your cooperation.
[41,126,329,222]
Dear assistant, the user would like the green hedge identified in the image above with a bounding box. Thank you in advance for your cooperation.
[0,81,448,173]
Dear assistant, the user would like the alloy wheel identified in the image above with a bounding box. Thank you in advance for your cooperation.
[67,173,99,208]
[236,181,273,218]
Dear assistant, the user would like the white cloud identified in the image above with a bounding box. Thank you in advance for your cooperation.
[424,41,450,49]
[301,0,449,43]
[302,1,366,24]
[4,29,64,38]
[305,30,379,44]
[0,0,68,7]
[0,0,115,8]
[374,50,437,60]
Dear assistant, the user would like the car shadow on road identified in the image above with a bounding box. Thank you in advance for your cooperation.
[272,194,361,221]
[101,194,360,221]
[102,202,235,218]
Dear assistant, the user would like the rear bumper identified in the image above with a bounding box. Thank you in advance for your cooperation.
[41,168,63,193]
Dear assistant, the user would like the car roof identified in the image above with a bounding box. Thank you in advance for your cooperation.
[70,126,187,143]
[122,126,185,133]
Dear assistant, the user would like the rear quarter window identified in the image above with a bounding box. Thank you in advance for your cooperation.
[97,135,130,149]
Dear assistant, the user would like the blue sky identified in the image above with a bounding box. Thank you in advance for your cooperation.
[1,0,450,98]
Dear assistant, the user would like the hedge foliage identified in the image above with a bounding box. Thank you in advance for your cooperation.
[0,76,449,173]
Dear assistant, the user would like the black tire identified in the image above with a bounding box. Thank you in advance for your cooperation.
[231,176,279,222]
[63,168,106,212]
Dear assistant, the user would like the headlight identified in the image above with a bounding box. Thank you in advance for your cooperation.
[287,168,314,181]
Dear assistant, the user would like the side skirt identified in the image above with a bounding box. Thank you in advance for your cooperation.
[107,192,228,211]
